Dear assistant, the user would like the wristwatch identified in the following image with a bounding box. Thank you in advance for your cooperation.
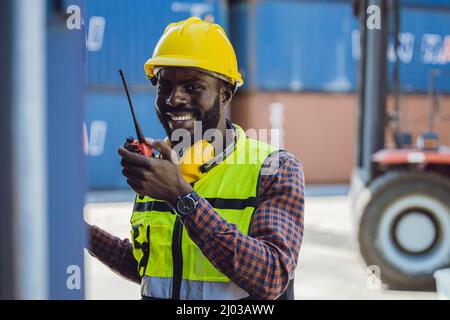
[175,191,200,217]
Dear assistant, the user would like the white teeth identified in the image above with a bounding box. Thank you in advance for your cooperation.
[170,114,193,121]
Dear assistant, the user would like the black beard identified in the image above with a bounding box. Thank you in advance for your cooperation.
[156,96,221,146]
[201,96,221,134]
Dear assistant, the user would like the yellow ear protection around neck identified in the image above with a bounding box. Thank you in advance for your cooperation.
[164,123,238,184]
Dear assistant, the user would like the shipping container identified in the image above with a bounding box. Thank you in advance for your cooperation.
[402,0,450,8]
[394,6,450,93]
[231,92,450,183]
[230,0,450,93]
[85,92,165,190]
[86,0,228,88]
[84,0,450,189]
[85,0,228,190]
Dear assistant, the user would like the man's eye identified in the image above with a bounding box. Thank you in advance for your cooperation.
[186,84,202,92]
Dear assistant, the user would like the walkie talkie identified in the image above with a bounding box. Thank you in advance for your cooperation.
[119,69,154,200]
[119,69,154,158]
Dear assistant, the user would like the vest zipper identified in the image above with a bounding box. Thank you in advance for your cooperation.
[171,215,183,300]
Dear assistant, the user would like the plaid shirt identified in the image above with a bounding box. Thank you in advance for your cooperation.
[87,150,305,300]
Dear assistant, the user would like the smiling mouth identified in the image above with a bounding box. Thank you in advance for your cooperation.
[166,112,195,122]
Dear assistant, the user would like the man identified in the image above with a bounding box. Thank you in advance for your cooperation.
[86,17,305,300]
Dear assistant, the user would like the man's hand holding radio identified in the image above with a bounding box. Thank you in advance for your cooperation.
[118,138,193,208]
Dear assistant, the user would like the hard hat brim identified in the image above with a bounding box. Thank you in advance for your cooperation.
[145,56,243,87]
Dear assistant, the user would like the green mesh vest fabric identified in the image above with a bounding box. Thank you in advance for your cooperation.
[130,125,277,299]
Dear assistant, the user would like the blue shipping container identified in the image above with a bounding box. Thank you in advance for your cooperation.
[402,0,450,9]
[230,0,450,93]
[85,0,228,190]
[86,0,228,87]
[85,92,164,190]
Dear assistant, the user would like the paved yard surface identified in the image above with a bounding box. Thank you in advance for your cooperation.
[84,188,437,300]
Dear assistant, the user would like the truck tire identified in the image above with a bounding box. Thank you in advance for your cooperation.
[355,171,450,290]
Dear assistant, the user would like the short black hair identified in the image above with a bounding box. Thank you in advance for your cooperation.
[217,78,236,96]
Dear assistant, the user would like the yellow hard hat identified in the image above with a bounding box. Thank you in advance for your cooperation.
[144,17,243,87]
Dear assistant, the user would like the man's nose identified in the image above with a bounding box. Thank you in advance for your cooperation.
[166,86,188,107]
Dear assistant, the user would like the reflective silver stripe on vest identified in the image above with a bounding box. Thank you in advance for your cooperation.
[141,276,173,299]
[141,276,249,300]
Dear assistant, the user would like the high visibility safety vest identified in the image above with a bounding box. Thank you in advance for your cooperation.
[130,125,291,300]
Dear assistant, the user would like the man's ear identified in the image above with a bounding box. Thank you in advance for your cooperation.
[220,83,234,106]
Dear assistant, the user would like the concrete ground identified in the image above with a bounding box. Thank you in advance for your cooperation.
[83,186,437,300]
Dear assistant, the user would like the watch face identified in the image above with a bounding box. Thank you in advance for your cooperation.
[177,196,195,215]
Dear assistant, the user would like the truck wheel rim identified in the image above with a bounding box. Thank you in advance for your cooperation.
[392,210,439,255]
[375,194,450,275]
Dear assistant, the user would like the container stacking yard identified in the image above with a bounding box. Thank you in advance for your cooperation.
[85,0,450,188]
